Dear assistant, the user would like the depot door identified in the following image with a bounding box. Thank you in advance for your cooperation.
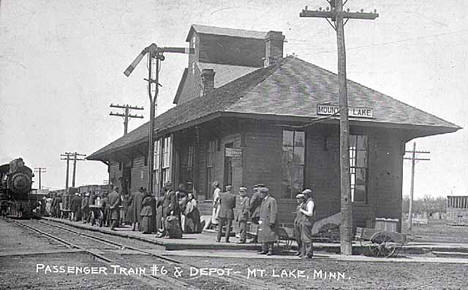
[224,143,233,187]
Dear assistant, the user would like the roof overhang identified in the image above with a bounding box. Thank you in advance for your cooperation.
[87,111,460,162]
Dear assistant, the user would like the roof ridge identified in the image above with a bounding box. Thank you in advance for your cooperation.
[191,24,267,35]
[292,57,460,129]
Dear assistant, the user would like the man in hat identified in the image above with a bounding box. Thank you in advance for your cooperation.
[70,192,81,221]
[217,185,236,243]
[236,187,250,243]
[248,184,265,243]
[128,187,145,231]
[299,189,315,258]
[258,187,278,255]
[81,192,90,223]
[294,193,306,256]
[108,186,121,230]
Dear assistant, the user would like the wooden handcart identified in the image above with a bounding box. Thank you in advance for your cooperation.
[355,227,406,257]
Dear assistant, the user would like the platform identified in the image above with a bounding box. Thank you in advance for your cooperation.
[42,217,468,256]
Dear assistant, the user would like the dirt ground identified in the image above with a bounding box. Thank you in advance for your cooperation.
[0,253,155,290]
[2,218,467,289]
[173,255,468,289]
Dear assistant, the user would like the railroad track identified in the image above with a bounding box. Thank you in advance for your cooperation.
[8,218,286,290]
[7,218,195,290]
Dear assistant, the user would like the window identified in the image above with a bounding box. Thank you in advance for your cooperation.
[153,136,172,191]
[281,130,305,199]
[206,140,217,199]
[153,139,161,193]
[181,145,194,183]
[349,135,368,203]
[154,139,161,171]
[161,136,172,185]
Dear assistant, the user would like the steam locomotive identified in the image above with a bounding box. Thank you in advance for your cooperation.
[0,158,36,218]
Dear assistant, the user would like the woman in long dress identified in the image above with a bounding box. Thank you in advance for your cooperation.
[211,181,221,226]
[140,192,155,234]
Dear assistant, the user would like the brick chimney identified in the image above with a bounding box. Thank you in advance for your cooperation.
[201,69,215,95]
[264,31,285,67]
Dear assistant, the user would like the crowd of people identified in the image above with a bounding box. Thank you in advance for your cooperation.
[45,182,202,238]
[42,181,316,258]
[210,182,316,258]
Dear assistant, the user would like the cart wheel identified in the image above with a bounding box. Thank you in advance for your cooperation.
[369,232,398,257]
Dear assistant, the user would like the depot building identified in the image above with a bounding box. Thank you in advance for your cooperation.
[87,24,460,231]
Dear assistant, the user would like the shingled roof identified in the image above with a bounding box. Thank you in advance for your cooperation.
[88,56,460,160]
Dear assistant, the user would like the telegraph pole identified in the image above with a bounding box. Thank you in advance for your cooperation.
[404,142,430,231]
[109,103,144,135]
[124,44,193,197]
[300,1,378,255]
[34,167,47,189]
[71,152,86,188]
[60,152,73,191]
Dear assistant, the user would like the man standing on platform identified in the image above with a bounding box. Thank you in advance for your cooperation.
[294,193,306,256]
[81,192,90,223]
[108,186,121,230]
[258,187,279,255]
[70,192,81,221]
[128,187,145,231]
[236,187,250,244]
[248,184,265,243]
[299,189,315,258]
[216,185,236,243]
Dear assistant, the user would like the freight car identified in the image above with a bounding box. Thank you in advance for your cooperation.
[0,158,37,218]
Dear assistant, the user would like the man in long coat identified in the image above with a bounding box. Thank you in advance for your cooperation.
[128,187,144,231]
[258,187,279,255]
[248,184,265,243]
[108,187,121,230]
[216,185,236,243]
[236,187,250,243]
[81,193,90,223]
[70,193,81,221]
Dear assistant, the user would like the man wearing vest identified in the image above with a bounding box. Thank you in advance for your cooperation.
[294,193,306,256]
[300,189,315,258]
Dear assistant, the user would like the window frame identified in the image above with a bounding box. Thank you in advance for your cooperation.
[349,134,369,204]
[281,129,305,199]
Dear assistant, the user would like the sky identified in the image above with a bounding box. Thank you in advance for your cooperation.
[0,0,467,199]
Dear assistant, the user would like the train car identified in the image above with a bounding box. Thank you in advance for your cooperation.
[0,158,37,218]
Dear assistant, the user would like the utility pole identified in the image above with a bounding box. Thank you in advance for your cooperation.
[109,103,144,135]
[404,142,430,231]
[71,152,86,188]
[124,44,193,197]
[34,167,47,189]
[60,152,73,191]
[300,1,378,255]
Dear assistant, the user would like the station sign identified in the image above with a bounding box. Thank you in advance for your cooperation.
[225,148,242,158]
[317,104,374,119]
